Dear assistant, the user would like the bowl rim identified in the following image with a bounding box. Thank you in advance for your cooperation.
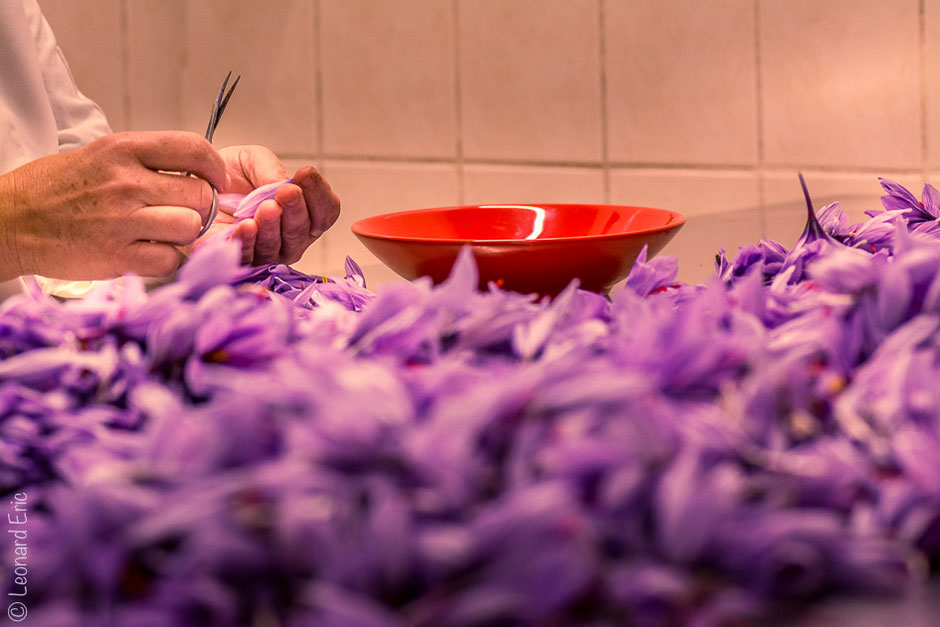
[350,203,686,244]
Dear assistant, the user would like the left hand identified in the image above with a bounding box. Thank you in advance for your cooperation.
[194,145,340,265]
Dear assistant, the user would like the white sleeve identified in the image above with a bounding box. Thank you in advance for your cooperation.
[16,1,114,297]
[21,0,111,152]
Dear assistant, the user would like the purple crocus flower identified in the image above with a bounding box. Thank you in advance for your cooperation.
[218,178,294,220]
[626,245,682,296]
[817,201,853,239]
[718,175,847,286]
[880,177,940,222]
[9,174,940,624]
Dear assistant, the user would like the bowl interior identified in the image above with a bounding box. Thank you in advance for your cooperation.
[352,204,683,242]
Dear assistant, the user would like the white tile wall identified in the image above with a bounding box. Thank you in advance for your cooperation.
[320,0,457,159]
[610,170,760,217]
[37,0,939,286]
[280,158,322,179]
[463,165,606,205]
[315,161,459,274]
[668,212,764,284]
[604,0,758,166]
[925,0,940,169]
[127,0,185,132]
[182,0,317,155]
[40,0,127,131]
[457,0,603,163]
[610,169,761,283]
[760,0,921,170]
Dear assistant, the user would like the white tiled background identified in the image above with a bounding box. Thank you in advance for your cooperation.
[37,0,940,284]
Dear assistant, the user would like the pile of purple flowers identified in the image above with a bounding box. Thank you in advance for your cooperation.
[3,178,940,626]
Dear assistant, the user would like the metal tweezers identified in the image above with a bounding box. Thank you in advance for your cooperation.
[197,71,241,237]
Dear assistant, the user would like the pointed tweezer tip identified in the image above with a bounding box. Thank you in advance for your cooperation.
[205,71,241,143]
[219,74,241,111]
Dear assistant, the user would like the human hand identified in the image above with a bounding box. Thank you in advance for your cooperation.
[197,145,340,265]
[0,131,227,281]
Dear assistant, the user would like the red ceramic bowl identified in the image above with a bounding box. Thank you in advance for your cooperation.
[351,204,685,295]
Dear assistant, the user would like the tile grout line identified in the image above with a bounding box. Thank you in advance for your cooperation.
[313,0,329,269]
[921,0,929,182]
[120,0,130,131]
[180,2,190,131]
[761,165,927,175]
[312,154,756,169]
[314,0,324,162]
[598,0,611,204]
[755,0,767,236]
[287,152,927,176]
[453,0,465,205]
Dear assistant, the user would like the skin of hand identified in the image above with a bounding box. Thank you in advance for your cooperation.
[193,145,340,266]
[0,131,227,282]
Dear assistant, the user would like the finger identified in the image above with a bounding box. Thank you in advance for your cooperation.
[125,241,183,277]
[130,205,203,246]
[123,131,228,190]
[293,165,340,237]
[217,192,243,217]
[220,145,289,193]
[146,172,216,223]
[274,183,311,264]
[253,199,282,264]
[230,219,258,265]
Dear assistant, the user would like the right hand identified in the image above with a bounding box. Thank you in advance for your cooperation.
[0,131,228,281]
